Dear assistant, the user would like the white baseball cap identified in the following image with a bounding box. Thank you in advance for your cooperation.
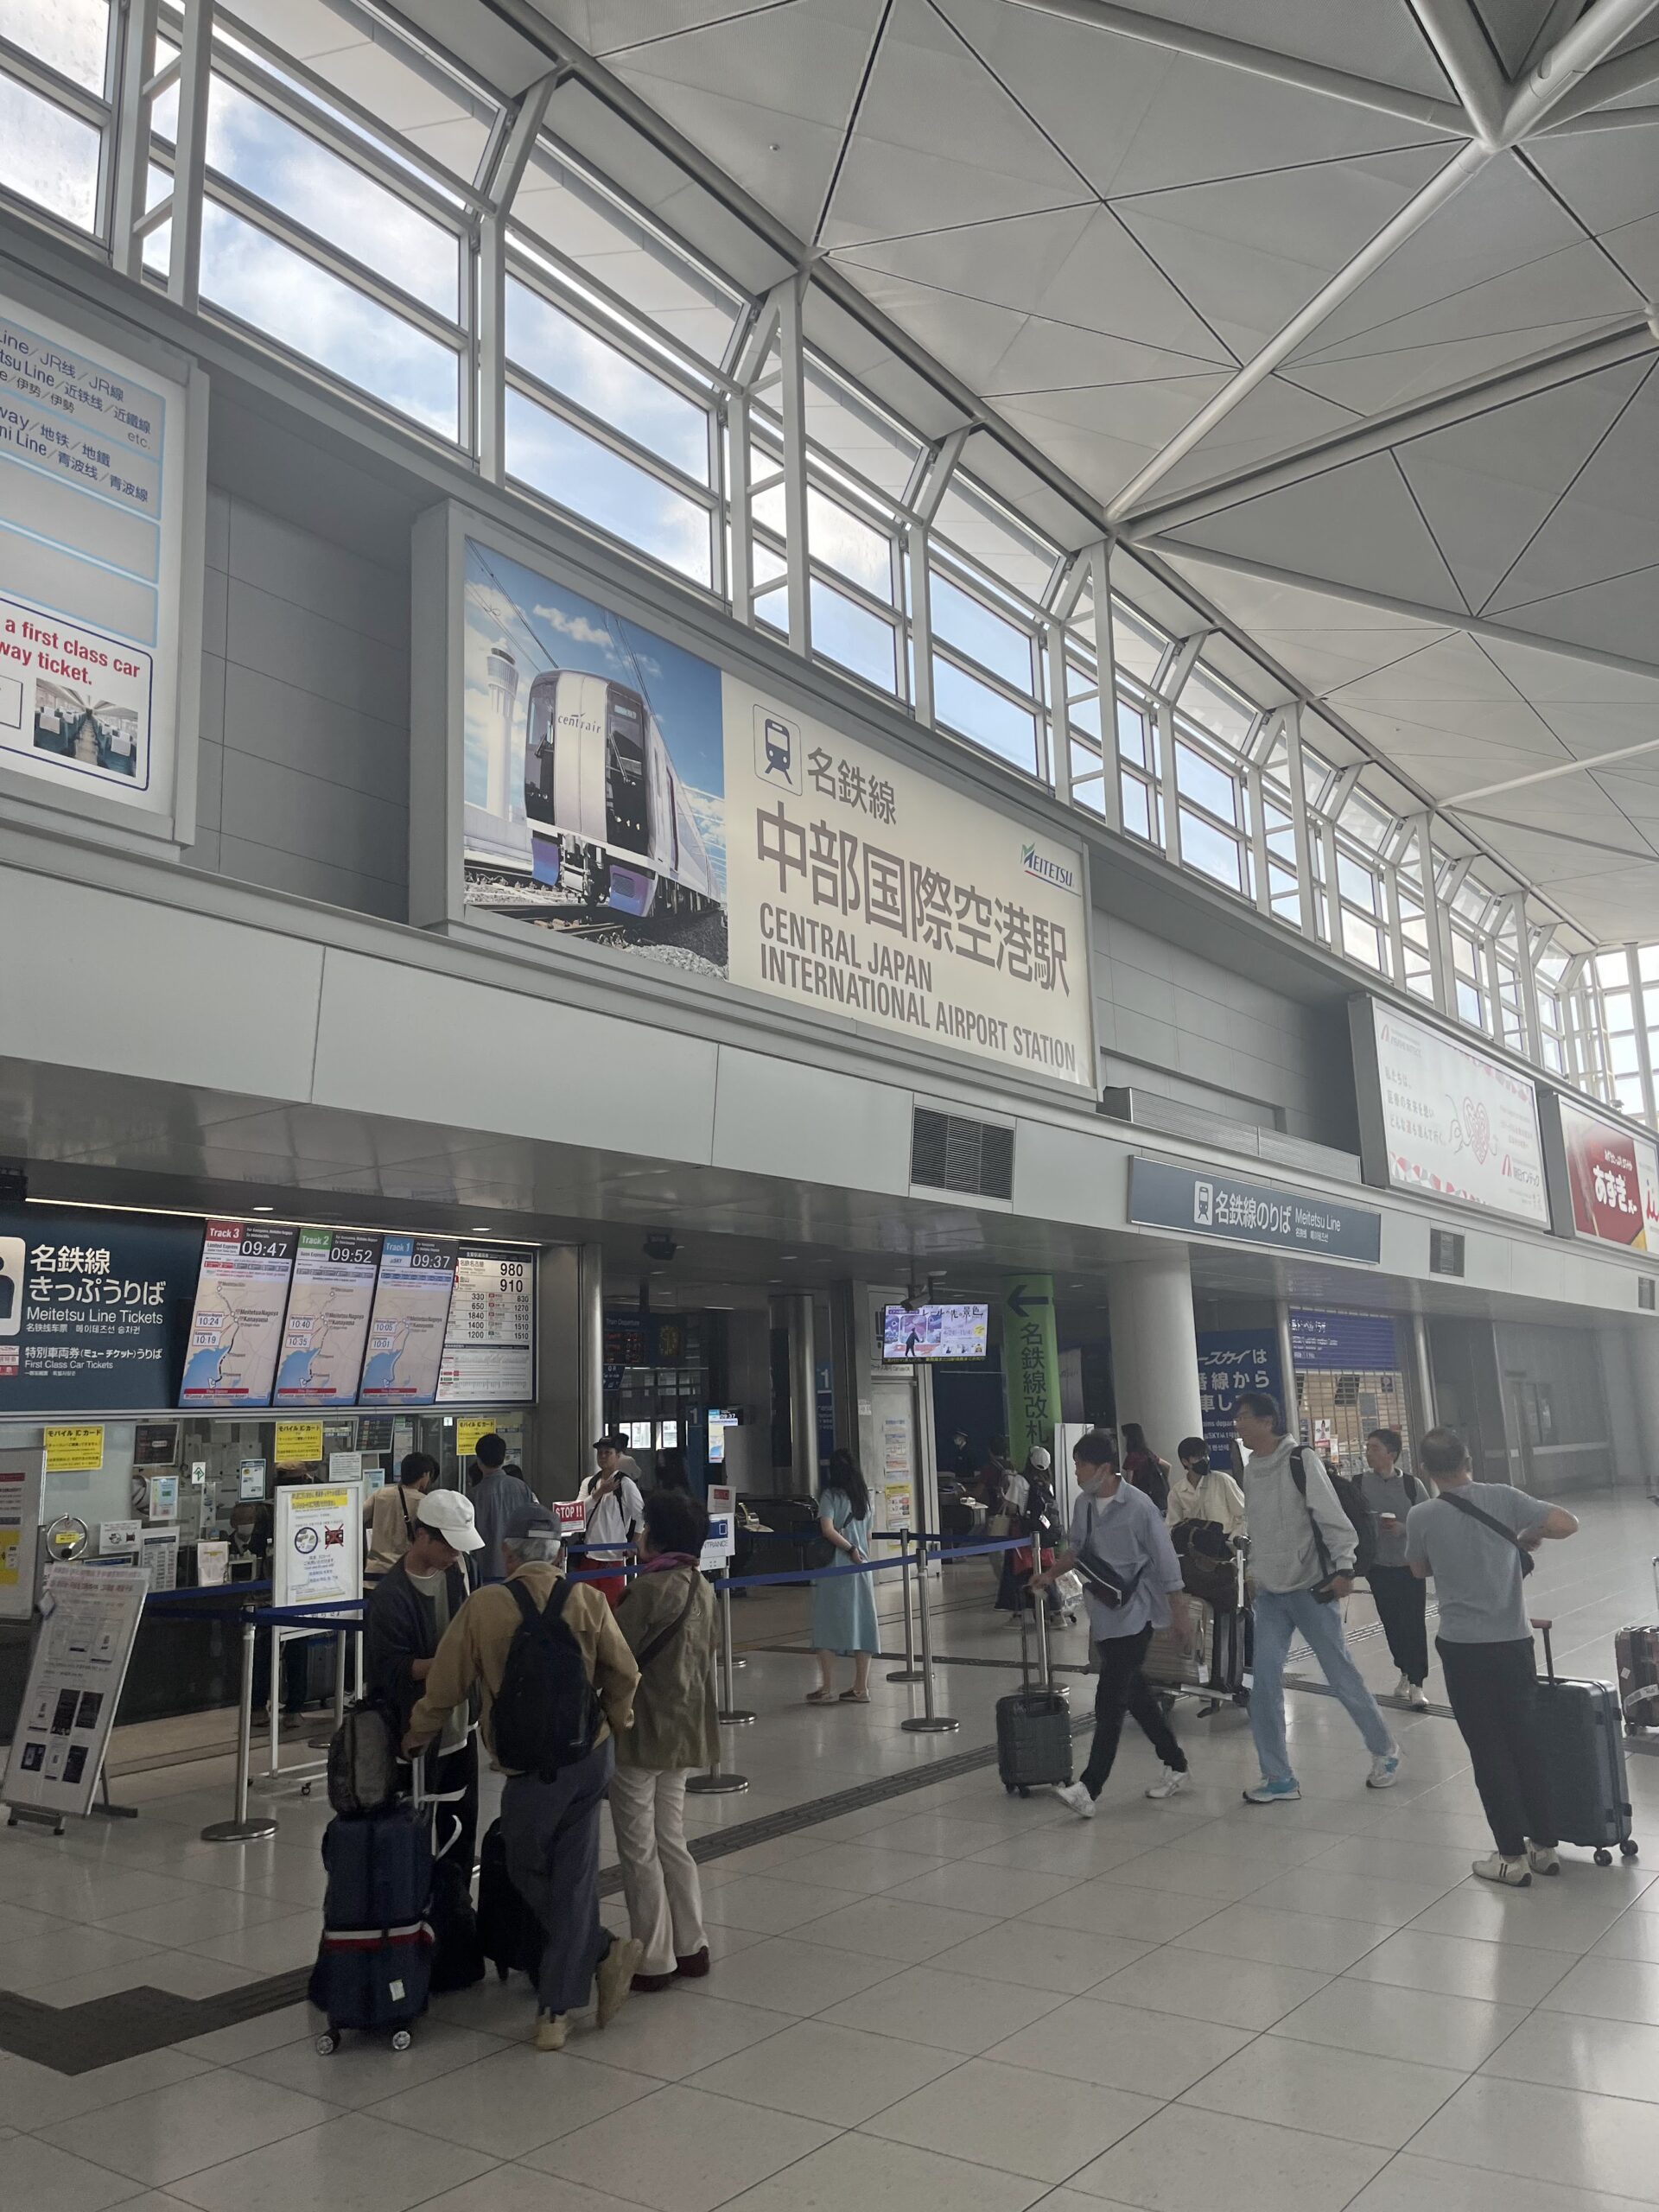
[1028,1447,1052,1471]
[416,1489,484,1553]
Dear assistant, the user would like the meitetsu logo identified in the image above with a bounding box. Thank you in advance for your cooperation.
[1021,842,1075,892]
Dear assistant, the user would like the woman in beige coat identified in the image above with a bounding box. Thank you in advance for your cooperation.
[610,1488,720,1991]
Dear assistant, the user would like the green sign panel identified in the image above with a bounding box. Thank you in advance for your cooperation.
[1001,1274,1059,1471]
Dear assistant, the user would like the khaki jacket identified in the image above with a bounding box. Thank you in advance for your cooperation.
[407,1560,638,1771]
[613,1563,719,1773]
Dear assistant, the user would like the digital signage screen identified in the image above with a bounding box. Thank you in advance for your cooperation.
[1558,1096,1659,1250]
[358,1236,456,1405]
[179,1220,299,1408]
[273,1229,382,1404]
[435,1244,535,1403]
[880,1302,989,1362]
[1364,1001,1549,1227]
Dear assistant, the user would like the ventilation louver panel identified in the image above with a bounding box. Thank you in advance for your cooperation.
[911,1108,1014,1200]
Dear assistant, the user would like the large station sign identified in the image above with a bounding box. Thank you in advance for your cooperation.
[413,510,1095,1089]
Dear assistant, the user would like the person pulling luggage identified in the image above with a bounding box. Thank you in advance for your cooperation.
[1406,1425,1578,1886]
[404,1502,641,2051]
[1031,1430,1191,1815]
[1233,1392,1401,1803]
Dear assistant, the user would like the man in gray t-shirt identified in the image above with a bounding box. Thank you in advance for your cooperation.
[1407,1425,1578,1888]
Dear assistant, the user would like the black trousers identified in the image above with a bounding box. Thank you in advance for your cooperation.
[1083,1624,1186,1798]
[415,1738,480,1878]
[1369,1565,1429,1687]
[1439,1636,1556,1859]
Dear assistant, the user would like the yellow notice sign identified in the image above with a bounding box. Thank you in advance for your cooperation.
[274,1421,324,1466]
[455,1416,494,1457]
[43,1425,105,1472]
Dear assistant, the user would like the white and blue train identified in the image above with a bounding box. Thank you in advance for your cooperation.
[467,656,718,923]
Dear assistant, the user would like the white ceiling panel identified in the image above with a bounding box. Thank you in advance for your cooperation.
[1484,365,1659,614]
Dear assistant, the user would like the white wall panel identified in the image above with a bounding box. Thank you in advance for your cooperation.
[709,1047,912,1194]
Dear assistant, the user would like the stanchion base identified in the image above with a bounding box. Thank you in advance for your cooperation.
[887,1668,925,1683]
[200,1816,279,1842]
[718,1709,757,1726]
[901,1717,961,1733]
[685,1772,749,1795]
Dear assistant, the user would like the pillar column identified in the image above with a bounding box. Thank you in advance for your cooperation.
[532,1242,603,1502]
[1103,1246,1203,1457]
[785,1292,819,1493]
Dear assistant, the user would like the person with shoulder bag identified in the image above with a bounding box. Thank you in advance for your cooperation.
[1359,1427,1430,1709]
[808,1449,880,1701]
[611,1490,719,1992]
[1407,1425,1578,1886]
[404,1502,640,2052]
[1234,1392,1401,1805]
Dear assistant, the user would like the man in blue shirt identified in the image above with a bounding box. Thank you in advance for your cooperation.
[1033,1430,1190,1815]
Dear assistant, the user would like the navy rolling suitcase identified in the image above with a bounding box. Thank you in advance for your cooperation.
[1535,1618,1639,1867]
[310,1803,434,2052]
[997,1602,1072,1797]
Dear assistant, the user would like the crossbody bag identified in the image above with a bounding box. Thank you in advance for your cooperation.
[1073,1498,1147,1610]
[1438,1489,1534,1576]
[634,1567,702,1670]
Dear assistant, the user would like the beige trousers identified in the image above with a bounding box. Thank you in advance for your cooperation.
[609,1765,707,1978]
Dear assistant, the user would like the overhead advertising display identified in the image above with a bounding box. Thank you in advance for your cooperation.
[359,1235,457,1404]
[273,1229,382,1403]
[880,1302,989,1362]
[179,1219,299,1408]
[428,524,1093,1087]
[0,1208,202,1414]
[436,1243,535,1402]
[0,283,193,831]
[1557,1096,1659,1250]
[1129,1157,1383,1263]
[1367,1001,1548,1226]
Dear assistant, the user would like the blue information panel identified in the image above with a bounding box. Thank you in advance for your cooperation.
[1128,1157,1382,1263]
[0,1209,203,1414]
[1195,1330,1285,1465]
[1289,1310,1400,1371]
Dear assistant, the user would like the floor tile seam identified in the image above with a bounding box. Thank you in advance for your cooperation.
[22,2082,355,2190]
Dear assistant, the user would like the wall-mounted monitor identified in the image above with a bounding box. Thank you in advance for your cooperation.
[880,1302,989,1362]
[179,1220,299,1408]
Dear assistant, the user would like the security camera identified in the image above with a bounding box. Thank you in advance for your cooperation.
[644,1230,678,1264]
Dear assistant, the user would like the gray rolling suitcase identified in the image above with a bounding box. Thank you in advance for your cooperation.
[1535,1618,1638,1867]
[996,1601,1071,1797]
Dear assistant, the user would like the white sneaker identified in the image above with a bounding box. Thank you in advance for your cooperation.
[1393,1674,1411,1701]
[1146,1766,1187,1800]
[1527,1844,1561,1877]
[1367,1748,1402,1789]
[1052,1780,1095,1820]
[1408,1682,1430,1710]
[1473,1853,1530,1887]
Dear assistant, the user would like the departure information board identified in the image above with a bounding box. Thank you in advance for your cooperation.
[436,1245,535,1402]
[179,1221,298,1408]
[273,1230,381,1404]
[359,1236,455,1404]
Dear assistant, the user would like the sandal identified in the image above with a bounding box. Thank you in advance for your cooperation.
[839,1690,871,1703]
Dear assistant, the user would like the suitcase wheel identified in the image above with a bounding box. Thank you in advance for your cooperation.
[1597,1850,1613,1866]
[496,1962,510,1982]
[315,2031,338,2056]
[1623,1839,1640,1859]
[301,1782,313,1799]
[1017,1786,1030,1799]
[391,2029,412,2052]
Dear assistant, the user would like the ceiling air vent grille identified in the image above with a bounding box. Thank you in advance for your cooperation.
[911,1108,1014,1201]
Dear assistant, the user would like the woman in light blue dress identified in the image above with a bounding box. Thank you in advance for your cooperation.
[808,1449,880,1703]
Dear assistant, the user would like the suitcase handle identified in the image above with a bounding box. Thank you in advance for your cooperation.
[1532,1617,1556,1680]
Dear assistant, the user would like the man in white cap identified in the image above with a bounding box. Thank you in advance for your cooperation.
[365,1487,486,1874]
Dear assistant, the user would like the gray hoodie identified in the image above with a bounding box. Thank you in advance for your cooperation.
[1242,1434,1357,1594]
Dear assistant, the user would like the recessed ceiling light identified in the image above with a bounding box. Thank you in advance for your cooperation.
[470,1225,491,1232]
[251,1205,275,1213]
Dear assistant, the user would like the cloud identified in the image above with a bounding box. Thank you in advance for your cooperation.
[534,604,613,648]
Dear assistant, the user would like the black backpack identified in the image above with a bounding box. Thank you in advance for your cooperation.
[490,1579,601,1778]
[1288,1446,1376,1578]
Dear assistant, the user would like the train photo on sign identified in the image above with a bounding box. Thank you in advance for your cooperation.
[461,542,728,975]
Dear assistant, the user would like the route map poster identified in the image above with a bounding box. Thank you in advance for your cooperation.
[179,1219,298,1408]
[359,1236,455,1404]
[274,1230,381,1403]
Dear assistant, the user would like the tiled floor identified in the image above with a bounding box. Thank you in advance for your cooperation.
[6,1484,1659,2212]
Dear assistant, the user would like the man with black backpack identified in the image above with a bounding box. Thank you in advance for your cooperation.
[405,1501,640,2051]
[1234,1392,1401,1805]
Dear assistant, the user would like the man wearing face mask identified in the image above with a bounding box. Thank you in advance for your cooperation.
[1032,1430,1191,1815]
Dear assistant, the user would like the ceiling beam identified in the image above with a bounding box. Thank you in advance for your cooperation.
[1103,0,1659,524]
[1547,99,1659,127]
[1526,30,1659,128]
[1449,733,1659,803]
[1118,317,1659,538]
[1000,0,1469,132]
[1408,0,1507,141]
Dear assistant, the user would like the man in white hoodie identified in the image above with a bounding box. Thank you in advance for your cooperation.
[1234,1392,1401,1805]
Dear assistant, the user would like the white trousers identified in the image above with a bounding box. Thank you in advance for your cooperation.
[609,1765,707,1978]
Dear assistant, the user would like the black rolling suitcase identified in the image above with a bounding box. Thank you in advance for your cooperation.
[477,1815,547,1982]
[309,1802,434,2052]
[1535,1618,1639,1867]
[997,1600,1072,1797]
